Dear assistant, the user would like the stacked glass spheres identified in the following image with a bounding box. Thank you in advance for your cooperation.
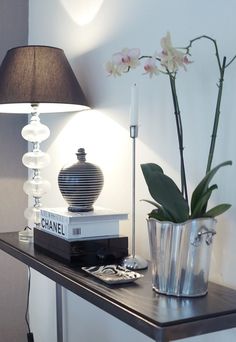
[21,106,51,226]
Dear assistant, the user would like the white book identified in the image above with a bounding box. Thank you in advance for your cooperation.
[40,207,128,225]
[40,216,120,241]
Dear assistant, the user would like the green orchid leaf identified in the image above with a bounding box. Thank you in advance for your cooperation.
[142,163,164,174]
[190,184,218,218]
[204,203,231,218]
[141,163,189,223]
[140,198,163,209]
[148,208,171,221]
[141,199,174,221]
[191,160,232,215]
[200,185,217,215]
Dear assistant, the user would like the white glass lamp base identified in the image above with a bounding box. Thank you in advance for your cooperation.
[18,227,33,242]
[122,255,148,270]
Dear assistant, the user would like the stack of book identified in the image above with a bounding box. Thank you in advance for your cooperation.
[34,207,129,266]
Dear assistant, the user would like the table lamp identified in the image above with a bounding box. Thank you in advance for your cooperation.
[0,45,89,241]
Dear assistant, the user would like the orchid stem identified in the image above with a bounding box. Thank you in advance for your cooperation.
[185,36,228,174]
[206,56,226,174]
[169,74,188,204]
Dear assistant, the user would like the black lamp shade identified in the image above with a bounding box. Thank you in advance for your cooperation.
[0,45,89,113]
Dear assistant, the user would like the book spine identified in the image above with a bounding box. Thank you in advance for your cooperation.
[40,209,128,224]
[40,216,119,240]
[40,209,70,224]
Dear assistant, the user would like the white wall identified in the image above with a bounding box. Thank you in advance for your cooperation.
[0,1,28,341]
[28,0,236,341]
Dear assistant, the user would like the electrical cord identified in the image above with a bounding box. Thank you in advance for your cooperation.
[25,266,34,342]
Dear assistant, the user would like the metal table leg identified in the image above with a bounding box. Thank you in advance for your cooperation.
[56,283,63,342]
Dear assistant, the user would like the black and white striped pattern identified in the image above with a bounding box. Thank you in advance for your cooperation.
[58,148,104,212]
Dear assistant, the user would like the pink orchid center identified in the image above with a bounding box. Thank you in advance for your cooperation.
[122,55,131,64]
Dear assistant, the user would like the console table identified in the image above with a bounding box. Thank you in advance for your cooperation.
[1,232,236,342]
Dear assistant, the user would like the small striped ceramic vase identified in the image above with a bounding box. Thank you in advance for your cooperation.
[58,148,104,212]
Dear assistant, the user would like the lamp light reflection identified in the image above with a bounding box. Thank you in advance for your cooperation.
[52,110,127,171]
[60,0,104,26]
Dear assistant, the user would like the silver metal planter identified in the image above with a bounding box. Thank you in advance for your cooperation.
[147,217,217,297]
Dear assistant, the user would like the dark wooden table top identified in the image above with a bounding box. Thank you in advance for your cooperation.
[0,232,236,341]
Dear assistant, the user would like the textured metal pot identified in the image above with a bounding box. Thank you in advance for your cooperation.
[147,217,217,297]
[58,148,104,212]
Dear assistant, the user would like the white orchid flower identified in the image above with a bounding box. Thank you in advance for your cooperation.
[105,60,123,77]
[112,48,141,71]
[160,32,191,72]
[143,56,159,78]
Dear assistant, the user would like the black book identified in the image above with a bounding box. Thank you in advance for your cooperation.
[34,228,128,266]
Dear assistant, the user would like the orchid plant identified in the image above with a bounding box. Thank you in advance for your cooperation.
[106,33,235,223]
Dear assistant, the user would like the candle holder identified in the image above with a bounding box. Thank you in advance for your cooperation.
[122,125,148,270]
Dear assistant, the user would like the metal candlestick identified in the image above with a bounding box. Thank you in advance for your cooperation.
[122,125,148,270]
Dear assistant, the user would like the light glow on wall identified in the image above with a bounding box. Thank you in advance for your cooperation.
[49,109,129,174]
[60,0,104,26]
[44,109,131,212]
